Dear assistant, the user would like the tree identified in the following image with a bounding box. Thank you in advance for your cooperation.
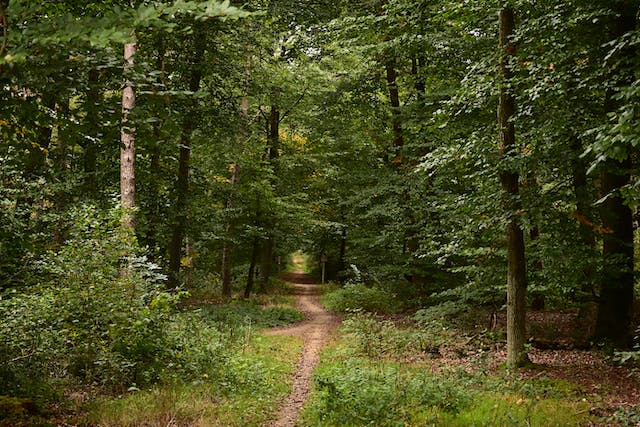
[593,0,638,345]
[498,6,528,369]
[121,35,137,233]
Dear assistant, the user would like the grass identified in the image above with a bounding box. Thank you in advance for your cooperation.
[298,319,595,427]
[80,335,302,426]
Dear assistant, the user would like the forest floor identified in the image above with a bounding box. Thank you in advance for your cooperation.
[264,266,342,426]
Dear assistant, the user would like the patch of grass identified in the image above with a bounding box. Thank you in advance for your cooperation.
[299,358,472,426]
[81,335,302,427]
[438,392,590,426]
[340,312,455,359]
[321,283,402,314]
[200,299,303,329]
[300,330,594,427]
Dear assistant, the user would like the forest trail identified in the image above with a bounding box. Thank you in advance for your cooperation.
[264,263,342,427]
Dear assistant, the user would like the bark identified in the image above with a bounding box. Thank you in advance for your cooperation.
[121,39,136,233]
[596,158,634,344]
[338,226,347,278]
[570,137,597,298]
[244,236,260,298]
[25,92,54,178]
[84,69,100,195]
[0,1,8,62]
[168,31,204,286]
[259,236,274,292]
[411,56,426,101]
[499,7,528,369]
[221,54,251,296]
[146,37,167,258]
[257,105,280,290]
[594,0,637,346]
[53,98,70,247]
[385,60,404,153]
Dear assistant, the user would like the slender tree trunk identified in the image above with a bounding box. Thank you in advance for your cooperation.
[338,225,347,277]
[570,137,597,298]
[221,54,251,296]
[259,236,274,292]
[0,1,8,74]
[385,60,404,155]
[244,236,260,298]
[146,37,167,259]
[53,98,69,247]
[84,69,99,195]
[121,38,137,233]
[168,31,204,286]
[257,105,280,291]
[594,0,636,346]
[499,7,528,369]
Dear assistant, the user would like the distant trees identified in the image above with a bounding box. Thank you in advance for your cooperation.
[1,0,639,358]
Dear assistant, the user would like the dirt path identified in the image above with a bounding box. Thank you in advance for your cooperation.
[264,269,342,427]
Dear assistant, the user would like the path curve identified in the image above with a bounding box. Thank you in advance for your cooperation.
[264,270,341,427]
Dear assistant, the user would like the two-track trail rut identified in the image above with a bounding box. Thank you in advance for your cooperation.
[264,270,341,427]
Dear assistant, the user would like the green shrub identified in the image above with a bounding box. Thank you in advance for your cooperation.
[322,282,401,313]
[340,312,454,359]
[0,206,188,395]
[303,362,472,426]
[202,300,304,329]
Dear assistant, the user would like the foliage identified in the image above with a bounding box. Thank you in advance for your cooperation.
[302,361,472,426]
[0,205,179,394]
[321,282,402,314]
[201,299,304,329]
[84,335,302,427]
[0,205,304,399]
[340,312,454,359]
[605,406,640,427]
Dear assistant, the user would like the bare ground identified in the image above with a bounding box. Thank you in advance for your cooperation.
[263,270,342,427]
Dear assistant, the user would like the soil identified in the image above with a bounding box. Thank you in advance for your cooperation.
[264,269,342,427]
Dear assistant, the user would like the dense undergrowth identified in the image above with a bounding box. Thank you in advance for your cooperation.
[0,206,304,426]
[300,315,593,426]
[306,284,601,426]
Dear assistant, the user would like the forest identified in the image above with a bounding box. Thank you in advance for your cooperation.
[2,0,640,425]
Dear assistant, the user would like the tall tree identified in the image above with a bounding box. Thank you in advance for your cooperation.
[594,0,637,345]
[168,25,205,286]
[121,35,137,233]
[498,6,528,369]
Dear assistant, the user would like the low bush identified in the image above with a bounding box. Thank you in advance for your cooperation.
[340,312,454,359]
[321,282,402,313]
[302,361,472,426]
[202,300,304,329]
[0,205,304,401]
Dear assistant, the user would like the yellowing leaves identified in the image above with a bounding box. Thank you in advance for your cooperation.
[280,130,309,151]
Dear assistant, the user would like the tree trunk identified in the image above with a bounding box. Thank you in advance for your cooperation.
[83,69,100,195]
[596,159,634,344]
[499,7,528,369]
[338,225,347,278]
[0,1,9,73]
[385,60,404,156]
[121,38,136,233]
[257,105,280,290]
[259,236,274,292]
[168,30,204,286]
[594,0,636,347]
[244,236,260,298]
[570,137,597,298]
[146,36,168,260]
[53,98,70,247]
[220,163,240,296]
[221,54,251,296]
